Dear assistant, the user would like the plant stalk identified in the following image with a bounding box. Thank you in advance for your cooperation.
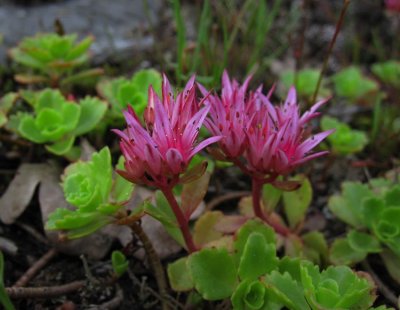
[311,0,350,104]
[252,178,290,236]
[161,187,197,253]
[129,221,169,310]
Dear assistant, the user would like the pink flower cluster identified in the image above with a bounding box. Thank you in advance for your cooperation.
[115,72,331,187]
[386,0,400,12]
[113,75,220,188]
[203,71,333,179]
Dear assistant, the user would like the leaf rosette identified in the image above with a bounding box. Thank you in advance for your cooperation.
[9,33,99,87]
[8,89,107,156]
[46,147,134,238]
[98,69,162,122]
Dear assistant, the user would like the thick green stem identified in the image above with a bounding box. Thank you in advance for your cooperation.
[161,187,198,253]
[252,178,290,236]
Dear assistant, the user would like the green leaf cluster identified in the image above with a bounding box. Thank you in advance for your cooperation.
[0,93,18,128]
[46,147,134,238]
[263,175,312,230]
[321,116,368,155]
[8,89,107,156]
[328,180,400,284]
[280,69,330,100]
[97,69,162,121]
[372,61,400,89]
[9,33,96,86]
[332,66,378,102]
[168,220,375,309]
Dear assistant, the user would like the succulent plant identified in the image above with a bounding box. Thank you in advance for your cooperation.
[8,89,107,156]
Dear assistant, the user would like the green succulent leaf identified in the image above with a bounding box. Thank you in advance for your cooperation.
[18,114,47,143]
[234,219,276,260]
[328,181,373,228]
[329,238,367,266]
[145,191,185,247]
[372,60,400,89]
[238,232,278,281]
[111,250,129,277]
[167,257,194,292]
[110,157,134,204]
[302,231,329,266]
[181,171,210,218]
[98,69,162,120]
[282,175,312,229]
[301,265,375,309]
[63,147,112,211]
[45,136,75,155]
[380,248,400,285]
[72,97,107,136]
[262,182,282,213]
[10,33,93,79]
[321,116,368,155]
[332,66,379,101]
[280,69,330,99]
[231,280,273,310]
[0,92,18,127]
[188,247,237,300]
[361,197,386,229]
[347,230,382,253]
[265,271,310,310]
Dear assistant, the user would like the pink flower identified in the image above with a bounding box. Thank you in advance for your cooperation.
[114,75,221,188]
[204,71,332,179]
[200,71,258,158]
[245,87,333,177]
[386,0,400,12]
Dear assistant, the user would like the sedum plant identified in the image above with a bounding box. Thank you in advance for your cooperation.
[321,115,368,155]
[46,147,134,238]
[328,179,400,285]
[8,88,107,156]
[168,219,377,309]
[9,33,102,88]
[202,71,332,237]
[97,69,162,123]
[280,68,330,100]
[332,66,379,103]
[372,60,400,89]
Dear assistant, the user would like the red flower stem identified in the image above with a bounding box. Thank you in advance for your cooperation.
[161,187,198,253]
[252,178,290,236]
[311,0,350,104]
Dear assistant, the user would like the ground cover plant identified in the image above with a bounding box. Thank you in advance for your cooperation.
[1,0,400,309]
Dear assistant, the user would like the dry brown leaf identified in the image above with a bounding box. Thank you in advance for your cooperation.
[0,163,52,224]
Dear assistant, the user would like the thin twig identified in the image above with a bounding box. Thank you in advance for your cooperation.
[206,191,251,211]
[13,248,58,287]
[129,221,170,310]
[311,0,350,103]
[95,285,124,310]
[128,269,184,310]
[361,260,398,307]
[6,280,85,299]
[15,221,49,245]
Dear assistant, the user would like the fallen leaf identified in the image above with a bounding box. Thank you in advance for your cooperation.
[0,163,52,224]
